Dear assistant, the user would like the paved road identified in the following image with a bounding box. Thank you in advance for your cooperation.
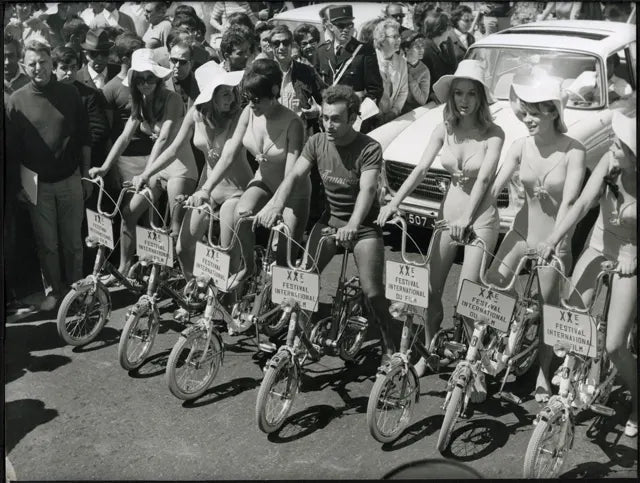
[5,228,637,480]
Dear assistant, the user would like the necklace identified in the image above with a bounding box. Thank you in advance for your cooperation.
[204,120,231,162]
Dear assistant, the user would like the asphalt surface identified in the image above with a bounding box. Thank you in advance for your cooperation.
[5,227,638,480]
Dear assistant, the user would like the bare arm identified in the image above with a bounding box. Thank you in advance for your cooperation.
[489,137,524,199]
[377,123,446,224]
[569,2,582,19]
[449,127,505,240]
[552,141,586,243]
[283,116,305,177]
[89,115,139,176]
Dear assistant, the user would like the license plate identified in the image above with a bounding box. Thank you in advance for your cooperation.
[406,212,434,228]
[193,241,231,292]
[385,260,429,308]
[455,279,516,333]
[542,305,597,357]
[271,265,319,312]
[86,209,114,249]
[135,226,173,267]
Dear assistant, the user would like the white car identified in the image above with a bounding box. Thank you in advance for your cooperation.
[271,2,406,42]
[371,21,637,231]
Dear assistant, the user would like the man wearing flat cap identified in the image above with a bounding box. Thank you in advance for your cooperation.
[76,28,120,90]
[313,5,383,132]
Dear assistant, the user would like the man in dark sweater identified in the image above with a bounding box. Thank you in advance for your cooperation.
[6,39,92,312]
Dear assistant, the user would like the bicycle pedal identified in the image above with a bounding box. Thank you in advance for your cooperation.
[425,354,441,372]
[445,341,466,353]
[346,315,368,330]
[258,341,277,353]
[589,403,615,417]
[496,391,522,405]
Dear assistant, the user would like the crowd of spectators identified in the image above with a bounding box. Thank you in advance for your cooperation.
[3,1,634,313]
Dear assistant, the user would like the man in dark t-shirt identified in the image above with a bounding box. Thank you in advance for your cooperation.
[255,84,396,360]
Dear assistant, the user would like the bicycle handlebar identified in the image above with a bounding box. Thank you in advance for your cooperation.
[270,218,336,272]
[559,260,618,313]
[387,214,448,267]
[86,177,137,218]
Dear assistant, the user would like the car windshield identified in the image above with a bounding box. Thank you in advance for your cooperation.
[467,47,605,109]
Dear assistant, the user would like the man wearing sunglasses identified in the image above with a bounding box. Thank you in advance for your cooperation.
[385,3,411,35]
[167,40,199,110]
[314,5,383,133]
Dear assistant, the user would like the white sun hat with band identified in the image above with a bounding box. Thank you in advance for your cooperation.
[123,48,172,87]
[612,110,636,157]
[194,61,245,106]
[432,59,496,104]
[510,76,568,133]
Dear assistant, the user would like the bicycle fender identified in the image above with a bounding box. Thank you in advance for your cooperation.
[71,277,98,292]
[180,318,208,338]
[266,349,294,370]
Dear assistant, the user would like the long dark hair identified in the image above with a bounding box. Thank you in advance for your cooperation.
[129,71,165,123]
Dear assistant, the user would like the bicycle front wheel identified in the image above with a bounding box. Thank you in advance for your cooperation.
[523,401,572,478]
[165,325,223,400]
[437,385,465,454]
[256,354,298,433]
[118,303,159,370]
[57,285,110,346]
[366,364,418,443]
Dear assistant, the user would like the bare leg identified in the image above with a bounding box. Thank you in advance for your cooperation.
[176,207,208,281]
[166,177,197,236]
[119,191,153,274]
[279,196,310,268]
[232,186,271,280]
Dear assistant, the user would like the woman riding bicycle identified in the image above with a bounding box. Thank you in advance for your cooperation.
[486,77,586,403]
[539,111,637,437]
[211,58,311,286]
[89,48,199,282]
[377,60,505,377]
[131,61,252,282]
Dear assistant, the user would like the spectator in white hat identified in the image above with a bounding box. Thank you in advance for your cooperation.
[488,76,587,403]
[539,110,636,437]
[89,48,199,284]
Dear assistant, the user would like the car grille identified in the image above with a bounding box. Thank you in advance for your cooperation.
[385,161,510,208]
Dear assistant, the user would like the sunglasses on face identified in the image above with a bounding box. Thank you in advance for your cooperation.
[391,13,405,19]
[271,39,291,48]
[136,74,157,84]
[169,57,190,66]
[242,93,262,104]
[333,22,354,30]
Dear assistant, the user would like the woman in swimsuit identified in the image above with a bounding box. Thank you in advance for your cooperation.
[487,78,586,403]
[377,60,505,377]
[132,61,253,282]
[90,48,198,280]
[539,111,637,437]
[207,58,311,284]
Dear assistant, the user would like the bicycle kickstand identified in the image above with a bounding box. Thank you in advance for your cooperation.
[495,361,522,405]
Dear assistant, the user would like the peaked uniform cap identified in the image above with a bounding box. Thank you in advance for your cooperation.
[327,5,354,23]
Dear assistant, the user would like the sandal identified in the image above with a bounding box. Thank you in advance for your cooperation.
[624,420,638,438]
[534,386,550,404]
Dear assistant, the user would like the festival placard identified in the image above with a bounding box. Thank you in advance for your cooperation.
[135,226,173,267]
[456,280,516,333]
[542,304,597,357]
[86,209,115,249]
[271,266,320,312]
[385,261,429,308]
[193,241,231,291]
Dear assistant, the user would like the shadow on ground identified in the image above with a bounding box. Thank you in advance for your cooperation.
[5,399,59,453]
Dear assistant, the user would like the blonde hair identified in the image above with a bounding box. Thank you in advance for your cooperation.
[516,99,563,132]
[443,78,493,131]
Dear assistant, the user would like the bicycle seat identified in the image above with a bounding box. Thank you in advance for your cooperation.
[320,226,337,236]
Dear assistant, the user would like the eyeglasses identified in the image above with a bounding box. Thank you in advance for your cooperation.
[333,21,354,30]
[271,39,292,48]
[169,57,190,66]
[300,40,317,47]
[136,74,157,84]
[242,93,262,104]
[390,13,405,20]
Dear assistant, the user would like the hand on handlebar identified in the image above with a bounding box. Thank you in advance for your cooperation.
[131,173,149,192]
[88,166,107,179]
[254,203,283,230]
[376,203,400,226]
[448,216,471,243]
[537,240,556,261]
[617,253,637,277]
[186,189,210,208]
[335,223,358,243]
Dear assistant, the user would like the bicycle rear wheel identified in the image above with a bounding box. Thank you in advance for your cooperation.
[523,400,572,478]
[367,363,418,443]
[57,285,110,346]
[118,303,159,370]
[256,353,298,433]
[165,324,223,400]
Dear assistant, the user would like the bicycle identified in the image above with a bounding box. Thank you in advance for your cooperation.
[523,261,620,478]
[117,191,207,371]
[56,177,148,346]
[366,216,448,443]
[437,237,563,454]
[255,221,369,434]
[163,202,281,400]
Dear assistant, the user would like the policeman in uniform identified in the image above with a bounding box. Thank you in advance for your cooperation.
[313,5,383,115]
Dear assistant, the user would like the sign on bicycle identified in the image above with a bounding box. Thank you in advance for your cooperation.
[385,261,429,309]
[193,241,231,292]
[135,226,174,267]
[271,266,320,312]
[542,305,597,357]
[456,279,517,333]
[86,208,115,249]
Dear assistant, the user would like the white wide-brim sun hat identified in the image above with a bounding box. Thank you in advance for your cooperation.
[432,59,496,104]
[510,77,568,133]
[612,110,636,158]
[123,48,172,87]
[194,61,245,106]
